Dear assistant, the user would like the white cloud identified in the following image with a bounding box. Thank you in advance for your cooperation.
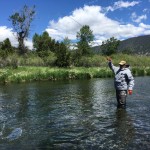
[139,23,150,28]
[0,26,17,46]
[135,15,147,23]
[143,8,150,14]
[46,5,150,46]
[105,0,140,12]
[24,40,33,50]
[46,5,104,41]
[131,12,147,23]
[0,26,33,49]
[114,0,140,8]
[143,8,148,12]
[131,12,136,18]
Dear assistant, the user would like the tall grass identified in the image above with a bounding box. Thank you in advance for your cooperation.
[0,66,150,84]
[1,53,150,68]
[75,54,150,68]
[0,53,56,67]
[111,54,150,67]
[0,53,150,84]
[0,67,113,83]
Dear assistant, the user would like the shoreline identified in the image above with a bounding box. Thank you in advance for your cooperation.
[0,66,150,84]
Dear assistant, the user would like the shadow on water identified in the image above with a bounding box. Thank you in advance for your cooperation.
[0,77,150,149]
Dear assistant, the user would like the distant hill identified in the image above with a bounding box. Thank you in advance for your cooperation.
[118,35,150,55]
[92,35,150,55]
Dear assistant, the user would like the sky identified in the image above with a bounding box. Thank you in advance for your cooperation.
[0,0,150,49]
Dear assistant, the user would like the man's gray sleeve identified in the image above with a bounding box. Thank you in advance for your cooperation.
[126,70,134,90]
[108,61,119,74]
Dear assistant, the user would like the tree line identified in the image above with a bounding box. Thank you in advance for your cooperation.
[0,5,126,68]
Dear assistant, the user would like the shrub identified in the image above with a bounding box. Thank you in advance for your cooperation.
[145,68,150,76]
[132,67,145,76]
[43,52,57,66]
[78,55,107,67]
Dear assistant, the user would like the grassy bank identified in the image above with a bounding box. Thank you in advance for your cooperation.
[0,54,150,84]
[0,66,150,84]
[0,67,112,84]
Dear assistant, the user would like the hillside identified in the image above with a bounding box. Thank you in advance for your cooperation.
[92,35,150,55]
[118,35,150,55]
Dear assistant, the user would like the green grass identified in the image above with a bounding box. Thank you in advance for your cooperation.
[0,67,113,83]
[0,54,150,84]
[0,66,149,84]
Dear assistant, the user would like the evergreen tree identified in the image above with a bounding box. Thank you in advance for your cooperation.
[55,42,71,67]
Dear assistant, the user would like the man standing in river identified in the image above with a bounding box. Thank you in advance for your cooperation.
[107,57,134,108]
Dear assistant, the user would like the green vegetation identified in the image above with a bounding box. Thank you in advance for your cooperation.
[0,54,150,84]
[76,25,94,56]
[101,37,120,55]
[0,67,111,84]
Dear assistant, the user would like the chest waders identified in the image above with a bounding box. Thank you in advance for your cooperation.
[116,90,127,108]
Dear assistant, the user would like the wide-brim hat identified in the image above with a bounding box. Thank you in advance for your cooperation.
[119,60,126,65]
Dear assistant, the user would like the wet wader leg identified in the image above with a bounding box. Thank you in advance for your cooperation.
[116,90,127,108]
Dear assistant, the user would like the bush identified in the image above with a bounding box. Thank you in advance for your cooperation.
[145,68,150,76]
[43,52,57,66]
[19,54,44,66]
[132,67,145,76]
[0,54,18,68]
[77,55,107,67]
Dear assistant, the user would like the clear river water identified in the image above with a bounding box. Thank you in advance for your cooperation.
[0,77,150,150]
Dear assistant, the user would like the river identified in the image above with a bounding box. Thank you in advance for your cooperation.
[0,77,150,149]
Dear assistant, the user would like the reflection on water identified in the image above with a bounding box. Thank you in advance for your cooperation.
[0,77,150,149]
[113,109,135,149]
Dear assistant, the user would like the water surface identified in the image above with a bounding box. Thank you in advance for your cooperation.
[0,77,150,149]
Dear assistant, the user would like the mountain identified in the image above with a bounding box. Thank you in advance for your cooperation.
[118,35,150,55]
[92,35,150,55]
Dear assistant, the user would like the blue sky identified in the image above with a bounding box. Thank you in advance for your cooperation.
[0,0,150,49]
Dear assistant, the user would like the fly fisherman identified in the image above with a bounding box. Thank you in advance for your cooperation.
[107,57,134,108]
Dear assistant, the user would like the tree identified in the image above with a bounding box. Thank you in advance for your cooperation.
[76,25,94,56]
[9,5,35,54]
[0,38,14,58]
[33,31,51,52]
[32,31,56,57]
[55,42,71,67]
[1,38,13,52]
[101,37,120,56]
[63,37,71,50]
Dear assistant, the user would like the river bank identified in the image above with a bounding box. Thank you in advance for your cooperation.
[0,66,150,84]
